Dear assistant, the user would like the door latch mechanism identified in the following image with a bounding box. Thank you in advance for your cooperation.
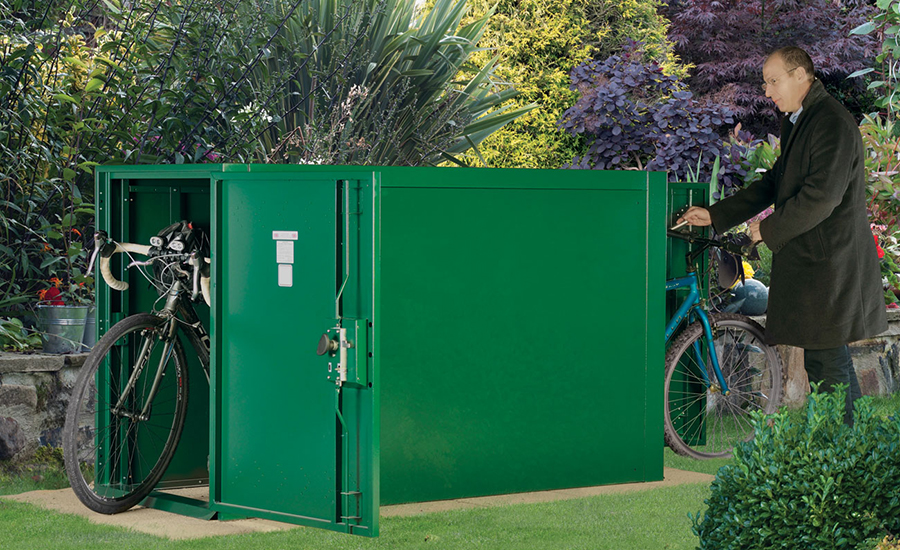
[317,327,353,385]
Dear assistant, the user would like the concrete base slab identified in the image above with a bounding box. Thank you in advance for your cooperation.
[380,468,714,517]
[2,468,713,539]
[3,487,297,540]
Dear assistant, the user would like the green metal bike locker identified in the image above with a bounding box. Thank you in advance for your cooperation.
[95,164,667,537]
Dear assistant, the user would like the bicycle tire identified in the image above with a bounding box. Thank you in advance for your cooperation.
[664,312,782,459]
[63,313,189,514]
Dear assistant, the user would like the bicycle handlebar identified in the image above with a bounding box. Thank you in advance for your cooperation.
[666,229,760,258]
[91,232,211,306]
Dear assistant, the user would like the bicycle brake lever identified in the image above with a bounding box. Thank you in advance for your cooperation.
[85,231,109,278]
[188,253,202,301]
[741,240,762,261]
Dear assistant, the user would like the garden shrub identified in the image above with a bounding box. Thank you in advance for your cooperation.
[851,0,900,120]
[583,0,686,78]
[867,535,900,550]
[452,0,591,168]
[692,388,900,550]
[242,0,533,166]
[0,318,40,351]
[453,0,686,169]
[2,0,528,314]
[558,41,750,192]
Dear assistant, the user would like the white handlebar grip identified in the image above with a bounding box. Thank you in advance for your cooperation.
[99,255,129,291]
[200,276,211,307]
[118,243,152,256]
[98,243,153,292]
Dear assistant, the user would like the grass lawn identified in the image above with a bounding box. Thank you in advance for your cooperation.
[3,394,894,549]
[0,481,713,550]
[0,448,719,550]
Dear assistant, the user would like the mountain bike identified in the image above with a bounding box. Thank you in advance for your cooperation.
[664,229,783,459]
[63,222,211,514]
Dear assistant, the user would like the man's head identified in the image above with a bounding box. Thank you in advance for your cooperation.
[763,47,815,113]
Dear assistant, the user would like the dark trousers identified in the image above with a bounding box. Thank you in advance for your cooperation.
[804,345,862,426]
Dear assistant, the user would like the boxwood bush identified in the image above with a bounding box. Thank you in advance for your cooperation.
[692,387,900,550]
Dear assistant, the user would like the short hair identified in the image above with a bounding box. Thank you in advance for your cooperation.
[769,47,816,82]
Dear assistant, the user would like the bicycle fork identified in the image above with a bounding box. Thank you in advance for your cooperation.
[111,283,184,422]
[692,311,731,396]
[111,317,178,421]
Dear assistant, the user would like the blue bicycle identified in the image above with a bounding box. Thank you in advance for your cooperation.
[664,230,783,459]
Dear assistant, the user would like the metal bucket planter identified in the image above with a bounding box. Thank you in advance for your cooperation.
[81,305,97,351]
[35,304,89,354]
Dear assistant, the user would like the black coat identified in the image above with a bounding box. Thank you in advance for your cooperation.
[708,80,887,349]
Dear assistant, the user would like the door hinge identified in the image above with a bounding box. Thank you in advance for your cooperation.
[340,491,362,521]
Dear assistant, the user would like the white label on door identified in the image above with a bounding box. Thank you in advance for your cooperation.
[276,240,294,264]
[272,231,298,240]
[278,264,293,287]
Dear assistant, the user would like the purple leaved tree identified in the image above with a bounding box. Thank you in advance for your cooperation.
[663,0,878,136]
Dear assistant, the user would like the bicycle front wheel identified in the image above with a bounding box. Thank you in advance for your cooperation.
[63,313,189,514]
[664,313,782,459]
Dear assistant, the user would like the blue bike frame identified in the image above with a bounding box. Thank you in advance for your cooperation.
[664,271,730,394]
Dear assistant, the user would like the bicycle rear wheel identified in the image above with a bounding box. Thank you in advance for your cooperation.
[63,313,188,514]
[664,313,782,459]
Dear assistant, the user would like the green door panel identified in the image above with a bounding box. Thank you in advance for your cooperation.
[378,186,661,504]
[214,177,338,522]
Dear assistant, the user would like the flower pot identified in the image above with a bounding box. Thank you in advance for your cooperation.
[35,304,90,354]
[81,305,96,352]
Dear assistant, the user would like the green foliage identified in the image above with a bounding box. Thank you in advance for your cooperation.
[451,0,590,168]
[31,445,65,468]
[860,115,900,231]
[453,0,686,169]
[752,242,773,287]
[0,317,40,351]
[2,0,526,311]
[864,535,900,550]
[1,180,95,308]
[739,134,780,188]
[858,115,900,305]
[0,444,69,496]
[849,0,900,121]
[244,0,534,166]
[727,134,779,285]
[692,388,900,550]
[875,227,900,306]
[583,0,686,78]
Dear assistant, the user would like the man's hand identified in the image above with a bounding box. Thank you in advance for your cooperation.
[750,221,763,243]
[676,206,712,227]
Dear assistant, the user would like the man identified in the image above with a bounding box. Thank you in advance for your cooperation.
[678,46,887,425]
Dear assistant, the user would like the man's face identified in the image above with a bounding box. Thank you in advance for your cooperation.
[762,55,810,113]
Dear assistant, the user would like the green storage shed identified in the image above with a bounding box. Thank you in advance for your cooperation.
[94,164,666,536]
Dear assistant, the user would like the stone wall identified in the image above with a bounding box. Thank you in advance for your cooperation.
[0,352,87,461]
[765,309,900,407]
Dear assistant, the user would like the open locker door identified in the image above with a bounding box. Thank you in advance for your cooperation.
[210,172,378,536]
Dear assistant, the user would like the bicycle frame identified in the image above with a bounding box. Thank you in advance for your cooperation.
[110,280,210,421]
[664,270,731,395]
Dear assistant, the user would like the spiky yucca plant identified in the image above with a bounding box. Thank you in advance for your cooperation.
[233,0,535,165]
